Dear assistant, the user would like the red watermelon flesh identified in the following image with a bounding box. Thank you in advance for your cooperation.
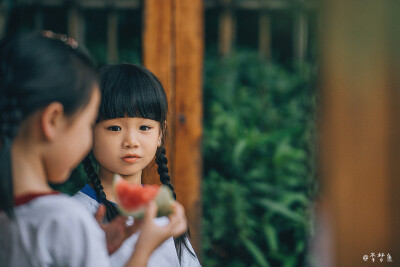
[115,179,159,210]
[113,174,175,218]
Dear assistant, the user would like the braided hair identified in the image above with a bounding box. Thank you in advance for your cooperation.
[155,147,176,199]
[0,98,23,217]
[91,63,196,261]
[0,31,97,218]
[83,155,119,222]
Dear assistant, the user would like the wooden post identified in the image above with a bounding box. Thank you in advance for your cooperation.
[218,0,235,56]
[0,1,9,39]
[107,7,118,63]
[67,3,84,44]
[293,9,307,62]
[143,0,203,256]
[319,0,400,265]
[142,0,174,186]
[259,11,271,60]
[173,0,203,256]
[34,4,44,31]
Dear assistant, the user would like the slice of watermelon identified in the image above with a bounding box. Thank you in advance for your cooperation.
[113,174,175,218]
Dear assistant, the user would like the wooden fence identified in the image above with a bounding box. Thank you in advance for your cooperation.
[0,0,318,61]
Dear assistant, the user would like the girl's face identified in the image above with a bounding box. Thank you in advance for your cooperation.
[45,87,101,183]
[92,117,161,181]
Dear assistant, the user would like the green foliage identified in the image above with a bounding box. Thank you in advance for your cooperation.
[202,51,317,267]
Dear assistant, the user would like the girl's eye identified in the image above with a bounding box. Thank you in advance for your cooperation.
[139,125,151,131]
[107,126,121,131]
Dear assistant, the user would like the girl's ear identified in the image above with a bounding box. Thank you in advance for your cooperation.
[158,120,166,147]
[40,102,64,140]
[157,134,162,147]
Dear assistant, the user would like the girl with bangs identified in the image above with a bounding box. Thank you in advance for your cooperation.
[0,32,188,267]
[73,63,201,267]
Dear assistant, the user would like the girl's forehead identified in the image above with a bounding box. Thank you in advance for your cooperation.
[99,117,160,124]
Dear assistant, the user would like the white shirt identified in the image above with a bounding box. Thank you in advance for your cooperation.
[73,186,201,267]
[0,193,111,267]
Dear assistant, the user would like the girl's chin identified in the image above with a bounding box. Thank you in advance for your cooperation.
[48,170,71,185]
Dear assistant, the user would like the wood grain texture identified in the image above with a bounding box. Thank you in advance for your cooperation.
[142,0,203,255]
[142,0,174,186]
[173,0,204,255]
[320,1,400,265]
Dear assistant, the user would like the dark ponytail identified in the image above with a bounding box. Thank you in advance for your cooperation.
[82,155,119,222]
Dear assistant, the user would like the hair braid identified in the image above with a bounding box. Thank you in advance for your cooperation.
[155,146,176,199]
[155,146,196,261]
[82,155,119,222]
[0,97,23,218]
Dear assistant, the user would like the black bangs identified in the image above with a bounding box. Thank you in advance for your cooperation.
[97,64,167,122]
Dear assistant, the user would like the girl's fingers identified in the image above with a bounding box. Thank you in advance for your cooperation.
[126,221,142,236]
[144,201,158,222]
[94,204,106,224]
[167,202,188,237]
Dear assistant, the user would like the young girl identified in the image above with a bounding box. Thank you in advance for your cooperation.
[73,63,201,267]
[0,31,188,266]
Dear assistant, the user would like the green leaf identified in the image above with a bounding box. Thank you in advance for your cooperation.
[263,224,279,252]
[257,198,306,225]
[240,235,271,267]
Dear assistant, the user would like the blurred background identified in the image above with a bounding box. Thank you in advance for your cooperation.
[0,0,319,266]
[3,0,399,266]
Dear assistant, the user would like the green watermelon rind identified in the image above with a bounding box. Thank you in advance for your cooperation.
[114,174,175,218]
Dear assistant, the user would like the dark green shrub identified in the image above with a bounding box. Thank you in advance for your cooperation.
[202,51,317,267]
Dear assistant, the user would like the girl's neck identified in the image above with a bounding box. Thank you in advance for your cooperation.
[97,167,142,203]
[12,138,53,196]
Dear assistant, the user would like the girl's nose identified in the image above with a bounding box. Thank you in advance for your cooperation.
[122,132,139,148]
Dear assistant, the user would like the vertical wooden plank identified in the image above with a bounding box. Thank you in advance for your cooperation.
[0,1,9,39]
[293,10,307,62]
[142,0,174,186]
[67,3,84,44]
[107,8,118,63]
[173,0,203,256]
[34,5,44,31]
[218,0,234,56]
[143,0,203,256]
[320,0,400,265]
[259,11,271,60]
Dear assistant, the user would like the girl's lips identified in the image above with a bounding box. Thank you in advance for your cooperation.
[121,156,139,163]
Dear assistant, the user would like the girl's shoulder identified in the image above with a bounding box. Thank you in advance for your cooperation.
[16,192,94,220]
[0,193,110,267]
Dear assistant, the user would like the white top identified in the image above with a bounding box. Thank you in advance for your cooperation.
[0,193,111,267]
[73,186,201,267]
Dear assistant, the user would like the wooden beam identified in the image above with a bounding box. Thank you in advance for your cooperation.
[107,8,118,63]
[204,0,319,10]
[34,5,44,31]
[173,0,203,256]
[293,10,307,62]
[143,0,203,257]
[218,2,235,56]
[0,3,9,39]
[142,0,174,186]
[16,0,141,9]
[319,0,400,265]
[67,3,85,44]
[259,11,271,60]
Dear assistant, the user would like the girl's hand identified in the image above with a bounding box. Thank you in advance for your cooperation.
[94,205,140,255]
[126,201,188,267]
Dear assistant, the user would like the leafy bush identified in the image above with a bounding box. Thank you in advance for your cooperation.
[202,51,317,267]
